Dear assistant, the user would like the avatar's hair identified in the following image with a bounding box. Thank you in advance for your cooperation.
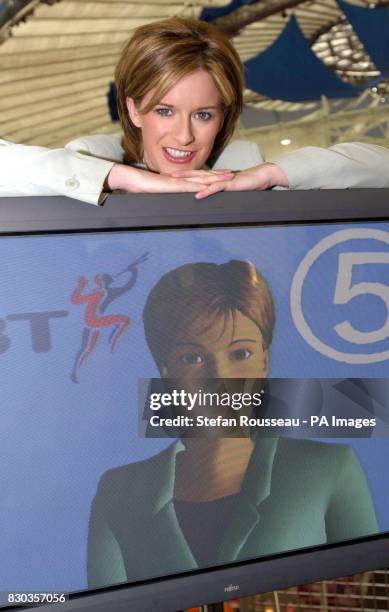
[143,260,275,368]
[115,17,244,166]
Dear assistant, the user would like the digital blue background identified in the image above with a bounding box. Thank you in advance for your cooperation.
[1,220,389,592]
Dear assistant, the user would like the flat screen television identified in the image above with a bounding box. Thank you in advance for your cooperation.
[1,189,389,612]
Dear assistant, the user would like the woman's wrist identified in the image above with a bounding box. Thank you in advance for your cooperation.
[105,163,140,192]
[260,162,289,188]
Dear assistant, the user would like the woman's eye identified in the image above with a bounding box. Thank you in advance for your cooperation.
[180,353,204,365]
[230,348,252,361]
[155,107,173,117]
[194,111,212,121]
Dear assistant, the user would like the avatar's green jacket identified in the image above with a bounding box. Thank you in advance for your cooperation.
[87,438,378,588]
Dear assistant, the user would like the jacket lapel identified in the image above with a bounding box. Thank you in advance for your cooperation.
[149,437,279,569]
[216,437,279,562]
[151,440,198,570]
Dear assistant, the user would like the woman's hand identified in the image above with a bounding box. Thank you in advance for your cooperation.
[171,163,289,199]
[106,163,216,194]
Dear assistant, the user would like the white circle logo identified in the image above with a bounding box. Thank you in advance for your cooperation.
[290,228,389,364]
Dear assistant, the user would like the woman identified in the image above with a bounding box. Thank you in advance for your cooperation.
[87,260,378,588]
[1,17,389,204]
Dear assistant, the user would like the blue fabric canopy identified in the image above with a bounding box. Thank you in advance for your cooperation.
[200,0,256,23]
[337,0,389,78]
[244,16,364,101]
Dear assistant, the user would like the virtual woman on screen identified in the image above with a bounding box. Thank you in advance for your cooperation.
[1,18,389,204]
[87,260,378,589]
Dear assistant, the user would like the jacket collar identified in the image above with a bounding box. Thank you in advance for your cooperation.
[217,437,279,561]
[152,439,186,515]
[151,436,279,563]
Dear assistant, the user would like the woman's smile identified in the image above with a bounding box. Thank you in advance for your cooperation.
[163,147,197,164]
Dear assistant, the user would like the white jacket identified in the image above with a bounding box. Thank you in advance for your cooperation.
[0,135,388,205]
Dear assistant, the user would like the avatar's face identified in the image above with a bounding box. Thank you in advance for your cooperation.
[126,70,225,174]
[163,309,268,379]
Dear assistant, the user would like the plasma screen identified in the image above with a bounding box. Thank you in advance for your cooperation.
[1,220,389,599]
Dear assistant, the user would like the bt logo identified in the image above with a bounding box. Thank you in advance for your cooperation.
[0,310,68,354]
[0,252,149,384]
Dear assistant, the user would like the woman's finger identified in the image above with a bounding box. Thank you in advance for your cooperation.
[195,180,229,199]
[177,179,207,192]
[152,177,206,192]
[171,169,233,179]
[170,170,205,178]
[181,173,234,185]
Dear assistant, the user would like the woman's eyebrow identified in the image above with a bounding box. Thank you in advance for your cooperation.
[175,341,204,348]
[174,339,258,348]
[157,103,220,110]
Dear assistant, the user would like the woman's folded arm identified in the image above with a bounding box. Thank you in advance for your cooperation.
[0,138,208,202]
[273,142,389,190]
[0,139,114,205]
[1,138,388,204]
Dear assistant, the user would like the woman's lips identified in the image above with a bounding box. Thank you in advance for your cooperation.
[162,147,196,164]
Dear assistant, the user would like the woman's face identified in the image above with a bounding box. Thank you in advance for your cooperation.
[163,309,269,379]
[126,70,225,173]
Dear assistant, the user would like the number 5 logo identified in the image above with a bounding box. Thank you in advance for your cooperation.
[291,228,389,364]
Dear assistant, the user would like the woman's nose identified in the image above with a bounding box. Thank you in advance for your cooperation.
[174,116,195,145]
[204,357,231,379]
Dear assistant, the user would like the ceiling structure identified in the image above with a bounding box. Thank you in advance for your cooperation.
[0,0,388,154]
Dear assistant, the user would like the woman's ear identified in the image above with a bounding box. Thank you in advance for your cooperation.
[126,97,142,128]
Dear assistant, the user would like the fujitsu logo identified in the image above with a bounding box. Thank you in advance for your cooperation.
[224,584,239,593]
